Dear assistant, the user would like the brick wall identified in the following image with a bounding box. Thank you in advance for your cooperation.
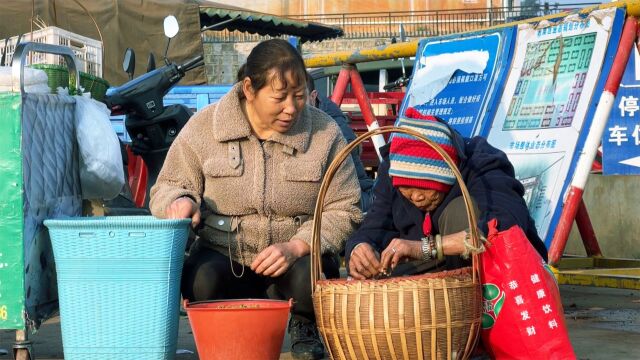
[203,37,409,83]
[202,42,257,84]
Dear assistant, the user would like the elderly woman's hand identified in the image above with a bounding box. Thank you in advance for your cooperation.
[349,243,381,280]
[380,238,422,272]
[165,197,201,227]
[251,239,309,277]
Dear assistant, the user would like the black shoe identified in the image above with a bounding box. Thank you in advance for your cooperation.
[289,317,325,360]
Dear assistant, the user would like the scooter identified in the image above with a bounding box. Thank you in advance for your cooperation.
[104,15,204,205]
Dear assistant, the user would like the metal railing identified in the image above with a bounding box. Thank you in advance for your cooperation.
[203,3,600,43]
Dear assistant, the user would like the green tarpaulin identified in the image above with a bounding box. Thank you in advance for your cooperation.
[0,92,24,330]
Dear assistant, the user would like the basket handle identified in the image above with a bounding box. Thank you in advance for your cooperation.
[68,0,105,75]
[311,126,483,289]
[11,42,80,95]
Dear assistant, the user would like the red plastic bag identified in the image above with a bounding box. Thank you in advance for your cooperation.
[480,219,576,360]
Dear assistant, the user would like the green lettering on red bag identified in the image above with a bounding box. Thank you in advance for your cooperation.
[482,283,505,329]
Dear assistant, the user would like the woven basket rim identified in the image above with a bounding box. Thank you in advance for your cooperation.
[317,266,472,286]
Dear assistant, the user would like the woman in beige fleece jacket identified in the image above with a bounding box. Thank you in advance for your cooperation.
[150,39,362,360]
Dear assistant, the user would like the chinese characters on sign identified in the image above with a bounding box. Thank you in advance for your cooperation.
[619,95,639,116]
[535,21,588,36]
[607,124,640,146]
[608,96,640,146]
[508,140,557,151]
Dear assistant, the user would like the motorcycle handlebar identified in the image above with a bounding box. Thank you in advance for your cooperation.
[383,76,410,91]
[179,55,204,72]
[383,82,397,91]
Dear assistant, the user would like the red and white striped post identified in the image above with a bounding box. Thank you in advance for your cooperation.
[348,67,386,160]
[330,65,351,106]
[575,199,602,257]
[548,16,638,265]
[330,64,386,161]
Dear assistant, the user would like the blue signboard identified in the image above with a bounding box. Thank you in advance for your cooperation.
[401,28,516,137]
[603,46,640,175]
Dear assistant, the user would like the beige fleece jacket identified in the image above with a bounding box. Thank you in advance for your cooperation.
[150,84,363,266]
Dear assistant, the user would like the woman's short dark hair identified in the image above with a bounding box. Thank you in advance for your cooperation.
[237,39,307,93]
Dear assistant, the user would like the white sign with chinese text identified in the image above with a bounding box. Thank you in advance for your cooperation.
[487,7,621,245]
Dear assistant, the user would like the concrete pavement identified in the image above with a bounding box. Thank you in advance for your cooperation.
[1,285,639,359]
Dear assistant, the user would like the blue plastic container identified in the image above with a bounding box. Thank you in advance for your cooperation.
[44,216,191,360]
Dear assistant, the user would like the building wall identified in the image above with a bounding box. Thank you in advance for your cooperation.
[203,36,395,84]
[212,0,509,16]
[203,41,255,84]
[566,175,640,259]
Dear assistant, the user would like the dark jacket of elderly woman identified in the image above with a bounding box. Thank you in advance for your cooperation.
[345,125,548,270]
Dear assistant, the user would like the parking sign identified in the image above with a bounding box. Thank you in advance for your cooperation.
[603,45,640,175]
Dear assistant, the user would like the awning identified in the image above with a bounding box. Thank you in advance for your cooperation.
[198,2,343,42]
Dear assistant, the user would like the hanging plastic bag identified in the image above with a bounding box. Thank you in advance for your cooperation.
[481,219,576,360]
[0,66,50,93]
[74,93,125,199]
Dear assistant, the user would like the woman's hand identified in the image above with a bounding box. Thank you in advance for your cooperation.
[348,243,381,280]
[379,238,422,272]
[251,239,308,277]
[165,197,201,227]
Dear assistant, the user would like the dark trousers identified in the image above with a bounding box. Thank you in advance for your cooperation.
[181,246,340,323]
[392,196,479,276]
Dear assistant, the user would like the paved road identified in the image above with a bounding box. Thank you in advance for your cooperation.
[1,285,639,359]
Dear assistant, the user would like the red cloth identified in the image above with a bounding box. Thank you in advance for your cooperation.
[422,213,432,237]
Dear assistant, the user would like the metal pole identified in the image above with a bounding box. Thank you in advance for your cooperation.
[488,0,494,26]
[305,41,418,69]
[330,65,351,106]
[548,16,637,265]
[575,199,603,257]
[379,69,388,93]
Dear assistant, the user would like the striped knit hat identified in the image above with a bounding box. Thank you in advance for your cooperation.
[389,107,459,192]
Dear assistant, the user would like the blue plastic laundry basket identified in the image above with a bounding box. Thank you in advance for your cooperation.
[44,216,191,360]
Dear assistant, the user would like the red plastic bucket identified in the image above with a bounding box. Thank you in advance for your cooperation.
[184,298,292,360]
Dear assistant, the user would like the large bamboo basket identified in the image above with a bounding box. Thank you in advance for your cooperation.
[310,126,483,360]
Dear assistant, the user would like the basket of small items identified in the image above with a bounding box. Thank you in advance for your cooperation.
[30,64,109,101]
[310,126,483,360]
